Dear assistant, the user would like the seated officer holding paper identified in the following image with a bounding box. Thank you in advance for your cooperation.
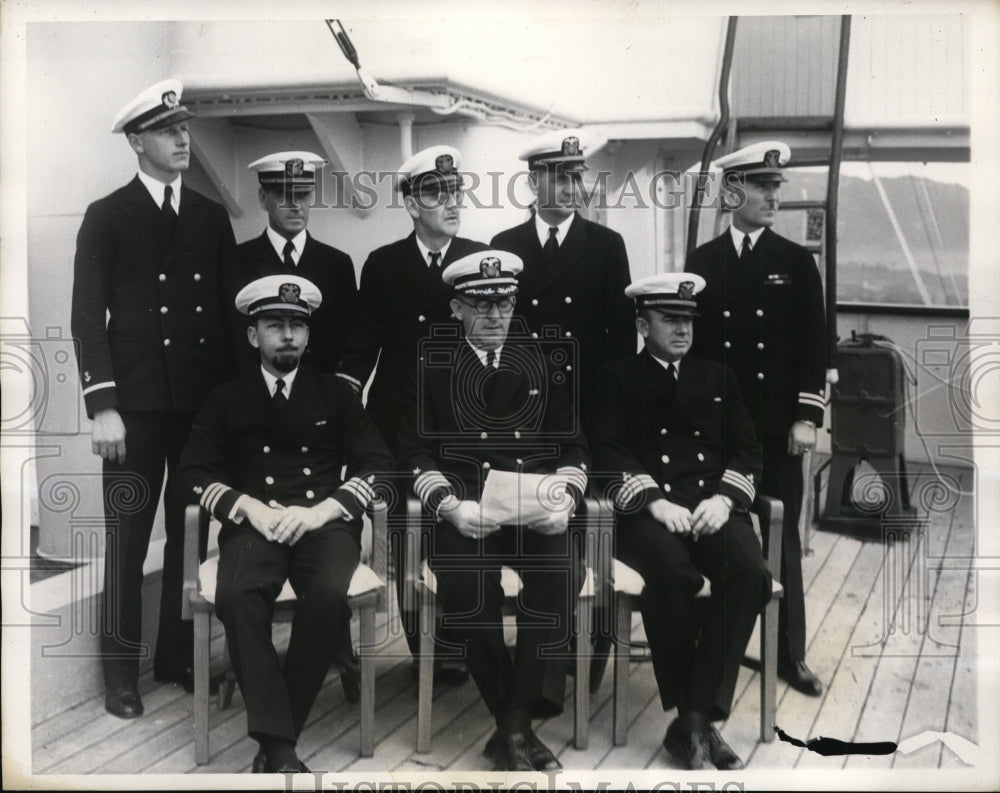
[177,275,393,773]
[587,273,770,771]
[397,250,590,772]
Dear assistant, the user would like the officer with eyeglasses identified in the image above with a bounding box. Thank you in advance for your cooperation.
[397,250,589,772]
[337,146,487,681]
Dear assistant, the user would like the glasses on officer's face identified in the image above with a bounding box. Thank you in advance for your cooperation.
[420,187,464,208]
[461,297,516,315]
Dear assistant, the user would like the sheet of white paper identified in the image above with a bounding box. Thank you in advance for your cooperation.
[478,469,570,525]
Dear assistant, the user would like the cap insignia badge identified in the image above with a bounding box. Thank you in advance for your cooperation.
[677,281,696,300]
[285,159,304,178]
[763,150,781,168]
[162,91,179,109]
[561,136,580,156]
[435,154,454,174]
[479,256,501,278]
[279,283,301,303]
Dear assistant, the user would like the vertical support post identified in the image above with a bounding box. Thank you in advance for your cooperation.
[417,586,435,753]
[612,595,631,746]
[194,611,211,764]
[359,603,376,757]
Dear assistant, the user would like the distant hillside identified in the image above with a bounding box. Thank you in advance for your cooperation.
[774,172,968,305]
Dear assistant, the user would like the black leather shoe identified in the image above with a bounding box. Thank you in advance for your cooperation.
[252,747,309,773]
[706,724,744,770]
[340,665,361,704]
[105,684,144,719]
[154,667,224,695]
[662,714,712,770]
[436,660,470,685]
[525,730,562,771]
[482,730,535,771]
[777,660,824,697]
[251,747,268,773]
[272,760,309,773]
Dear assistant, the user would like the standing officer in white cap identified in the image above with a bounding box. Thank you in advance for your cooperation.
[234,151,357,374]
[337,145,487,674]
[490,128,635,421]
[71,78,238,718]
[587,272,768,770]
[177,274,393,773]
[397,250,589,772]
[685,141,827,696]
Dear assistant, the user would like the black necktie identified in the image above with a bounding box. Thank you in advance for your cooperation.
[664,362,677,403]
[273,378,288,413]
[543,226,559,266]
[162,184,177,230]
[485,350,497,369]
[283,240,296,269]
[740,235,752,262]
[429,251,442,272]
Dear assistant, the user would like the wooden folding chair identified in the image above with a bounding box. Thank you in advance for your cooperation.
[181,499,388,764]
[606,495,785,745]
[406,496,608,753]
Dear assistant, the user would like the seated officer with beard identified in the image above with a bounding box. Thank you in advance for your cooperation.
[397,250,590,771]
[587,273,770,770]
[177,275,393,773]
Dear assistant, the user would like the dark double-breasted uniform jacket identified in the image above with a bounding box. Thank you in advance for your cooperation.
[686,225,826,663]
[397,332,590,512]
[337,232,487,454]
[71,176,237,417]
[176,365,393,743]
[588,349,761,513]
[233,231,357,374]
[588,349,769,721]
[685,226,826,441]
[490,214,635,410]
[396,332,590,718]
[178,366,393,526]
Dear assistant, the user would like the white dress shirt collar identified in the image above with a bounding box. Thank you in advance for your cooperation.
[729,224,765,256]
[266,227,308,265]
[137,170,181,212]
[465,339,502,368]
[649,353,681,377]
[534,211,575,248]
[415,235,452,267]
[261,365,299,398]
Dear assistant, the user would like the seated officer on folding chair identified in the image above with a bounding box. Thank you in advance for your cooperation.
[177,275,393,773]
[587,273,771,771]
[397,250,590,772]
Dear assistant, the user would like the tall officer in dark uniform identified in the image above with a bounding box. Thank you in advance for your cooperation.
[233,151,357,373]
[685,141,827,696]
[177,275,393,773]
[71,79,238,718]
[490,128,635,420]
[397,251,590,772]
[588,273,768,770]
[337,145,487,668]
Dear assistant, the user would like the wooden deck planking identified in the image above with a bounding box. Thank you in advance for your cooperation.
[797,529,921,770]
[842,469,972,769]
[751,535,881,767]
[893,468,976,770]
[30,464,977,776]
[39,681,188,774]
